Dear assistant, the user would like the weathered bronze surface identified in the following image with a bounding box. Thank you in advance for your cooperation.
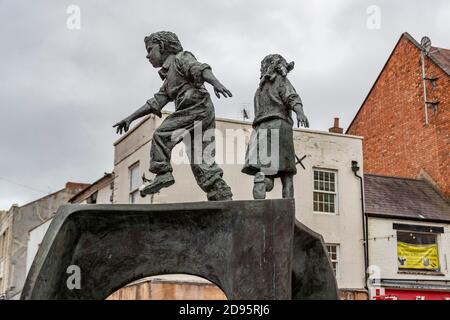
[113,31,233,201]
[243,54,309,199]
[21,200,338,300]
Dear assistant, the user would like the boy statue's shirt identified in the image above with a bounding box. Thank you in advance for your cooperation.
[147,51,212,114]
[253,74,303,126]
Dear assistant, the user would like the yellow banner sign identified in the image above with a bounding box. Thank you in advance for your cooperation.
[397,241,439,270]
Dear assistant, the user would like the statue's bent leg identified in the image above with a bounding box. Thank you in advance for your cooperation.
[190,164,233,201]
[281,174,294,199]
[149,114,187,174]
[184,109,233,201]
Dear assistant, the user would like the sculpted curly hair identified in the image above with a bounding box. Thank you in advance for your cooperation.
[144,31,183,54]
[260,54,295,86]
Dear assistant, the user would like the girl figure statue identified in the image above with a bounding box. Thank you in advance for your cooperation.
[242,54,309,199]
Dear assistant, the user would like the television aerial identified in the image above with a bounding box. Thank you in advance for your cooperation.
[240,103,250,121]
[419,36,439,125]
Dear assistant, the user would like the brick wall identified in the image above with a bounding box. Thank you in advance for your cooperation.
[107,280,368,300]
[347,34,450,198]
[107,279,227,300]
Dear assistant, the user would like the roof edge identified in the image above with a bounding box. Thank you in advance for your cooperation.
[69,173,114,203]
[364,173,427,182]
[346,32,449,134]
[364,173,450,204]
[346,32,411,133]
[403,33,450,76]
[367,212,450,224]
[7,182,89,210]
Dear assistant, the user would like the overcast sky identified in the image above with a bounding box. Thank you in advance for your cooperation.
[0,0,449,209]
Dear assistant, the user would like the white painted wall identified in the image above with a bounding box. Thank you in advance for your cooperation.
[26,219,52,276]
[113,114,366,290]
[26,180,114,276]
[368,217,450,281]
[96,183,113,204]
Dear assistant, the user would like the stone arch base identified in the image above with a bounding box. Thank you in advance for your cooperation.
[21,199,338,300]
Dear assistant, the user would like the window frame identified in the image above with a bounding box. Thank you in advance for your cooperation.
[313,168,339,215]
[0,229,8,261]
[128,162,140,204]
[325,243,340,278]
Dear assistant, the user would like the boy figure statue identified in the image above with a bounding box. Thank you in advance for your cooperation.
[242,54,309,199]
[114,31,233,201]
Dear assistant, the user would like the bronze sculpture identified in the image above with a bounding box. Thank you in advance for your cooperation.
[242,54,309,199]
[114,31,233,201]
[23,37,338,301]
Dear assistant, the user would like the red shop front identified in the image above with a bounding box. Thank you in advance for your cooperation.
[383,289,450,300]
[370,280,450,300]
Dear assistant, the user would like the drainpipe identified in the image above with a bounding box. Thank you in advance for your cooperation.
[351,160,369,289]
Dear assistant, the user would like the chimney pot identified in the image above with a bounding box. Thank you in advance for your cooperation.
[334,118,339,127]
[329,117,343,134]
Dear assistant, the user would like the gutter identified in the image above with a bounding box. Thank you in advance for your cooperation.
[351,160,369,288]
[366,213,450,225]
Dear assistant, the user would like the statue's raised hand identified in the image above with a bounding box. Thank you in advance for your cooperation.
[296,112,309,128]
[293,105,309,128]
[213,83,233,99]
[113,118,132,134]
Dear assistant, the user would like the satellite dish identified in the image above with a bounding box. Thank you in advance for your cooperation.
[420,36,432,54]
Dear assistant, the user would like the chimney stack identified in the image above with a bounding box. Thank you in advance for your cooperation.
[329,117,343,134]
[65,182,90,191]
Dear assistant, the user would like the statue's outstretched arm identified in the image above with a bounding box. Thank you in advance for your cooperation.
[113,88,169,135]
[203,69,233,99]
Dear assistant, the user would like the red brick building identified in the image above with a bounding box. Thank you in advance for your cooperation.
[347,33,449,198]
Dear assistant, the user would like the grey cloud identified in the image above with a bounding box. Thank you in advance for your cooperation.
[1,0,449,209]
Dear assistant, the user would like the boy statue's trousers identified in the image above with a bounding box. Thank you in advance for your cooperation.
[149,92,233,201]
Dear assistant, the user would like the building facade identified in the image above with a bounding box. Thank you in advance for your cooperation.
[20,113,368,300]
[111,112,367,299]
[364,174,450,300]
[0,210,12,299]
[0,182,89,299]
[25,174,114,281]
[69,173,114,204]
[347,32,450,198]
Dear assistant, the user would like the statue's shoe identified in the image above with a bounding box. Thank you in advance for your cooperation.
[139,172,175,197]
[264,177,274,192]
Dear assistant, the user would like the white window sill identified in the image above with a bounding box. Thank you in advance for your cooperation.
[313,211,339,216]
